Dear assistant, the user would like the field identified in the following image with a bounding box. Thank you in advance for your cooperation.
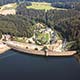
[0,3,17,15]
[0,2,67,15]
[27,2,67,11]
[0,3,17,10]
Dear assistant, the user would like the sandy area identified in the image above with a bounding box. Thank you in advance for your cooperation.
[0,42,11,54]
[5,41,76,56]
[0,3,16,15]
[0,9,16,15]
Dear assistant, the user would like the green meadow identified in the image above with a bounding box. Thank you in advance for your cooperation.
[27,2,67,11]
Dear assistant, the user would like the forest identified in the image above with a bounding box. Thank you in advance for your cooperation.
[0,15,36,38]
[51,2,80,11]
[0,1,80,52]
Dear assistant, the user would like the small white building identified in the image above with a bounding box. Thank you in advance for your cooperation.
[2,34,11,41]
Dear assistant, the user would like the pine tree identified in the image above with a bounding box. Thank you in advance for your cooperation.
[0,31,2,39]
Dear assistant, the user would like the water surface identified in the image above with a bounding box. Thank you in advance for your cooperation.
[0,50,80,80]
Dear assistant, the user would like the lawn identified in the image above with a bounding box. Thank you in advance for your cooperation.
[27,2,67,11]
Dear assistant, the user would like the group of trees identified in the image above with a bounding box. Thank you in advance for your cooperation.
[51,2,74,9]
[54,16,80,51]
[0,0,80,6]
[0,31,2,39]
[16,3,46,23]
[0,0,17,6]
[46,9,80,27]
[16,2,80,27]
[51,2,80,11]
[0,15,36,38]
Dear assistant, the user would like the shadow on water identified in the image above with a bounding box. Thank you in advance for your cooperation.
[1,49,80,64]
[0,49,17,59]
[12,49,80,63]
[0,50,80,80]
[74,54,80,63]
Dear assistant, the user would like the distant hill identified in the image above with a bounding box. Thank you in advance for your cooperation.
[0,0,80,5]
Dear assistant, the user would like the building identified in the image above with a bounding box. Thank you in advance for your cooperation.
[2,34,11,41]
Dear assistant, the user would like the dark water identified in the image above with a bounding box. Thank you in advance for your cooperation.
[0,50,80,80]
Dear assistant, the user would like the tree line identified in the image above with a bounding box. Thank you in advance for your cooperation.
[0,0,80,6]
[51,2,80,11]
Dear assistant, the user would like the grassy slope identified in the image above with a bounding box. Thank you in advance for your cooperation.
[27,2,67,11]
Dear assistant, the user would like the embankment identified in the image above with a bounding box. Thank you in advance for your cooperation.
[5,41,77,57]
[0,42,11,54]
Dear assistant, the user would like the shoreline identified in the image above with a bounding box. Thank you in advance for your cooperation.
[0,42,11,54]
[4,41,77,57]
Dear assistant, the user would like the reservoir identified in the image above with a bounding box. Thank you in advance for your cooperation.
[0,50,80,80]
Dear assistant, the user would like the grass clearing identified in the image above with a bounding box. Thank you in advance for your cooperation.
[27,2,53,11]
[13,37,26,43]
[27,2,67,11]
